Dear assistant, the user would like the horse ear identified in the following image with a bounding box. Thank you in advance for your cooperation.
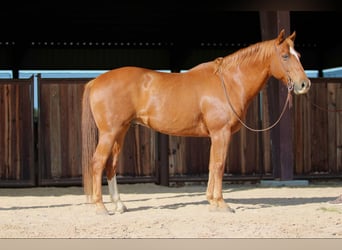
[288,31,296,41]
[276,29,286,45]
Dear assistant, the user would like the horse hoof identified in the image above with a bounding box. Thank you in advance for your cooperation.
[95,205,109,215]
[209,204,219,212]
[115,205,128,214]
[113,201,128,214]
[221,206,235,213]
[96,209,109,216]
[209,204,235,213]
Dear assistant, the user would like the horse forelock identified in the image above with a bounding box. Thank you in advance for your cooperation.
[222,40,275,69]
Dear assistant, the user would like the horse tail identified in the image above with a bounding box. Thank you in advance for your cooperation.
[81,80,98,201]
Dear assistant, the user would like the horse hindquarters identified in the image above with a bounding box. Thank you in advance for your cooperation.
[82,77,133,214]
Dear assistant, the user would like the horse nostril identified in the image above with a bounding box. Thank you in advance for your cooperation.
[301,82,306,89]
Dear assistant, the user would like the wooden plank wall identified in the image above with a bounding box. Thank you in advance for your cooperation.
[116,124,156,177]
[294,79,342,177]
[38,78,86,185]
[1,78,341,187]
[38,78,156,185]
[0,79,35,187]
[38,77,268,185]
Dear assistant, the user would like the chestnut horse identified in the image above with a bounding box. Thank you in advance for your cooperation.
[81,29,311,215]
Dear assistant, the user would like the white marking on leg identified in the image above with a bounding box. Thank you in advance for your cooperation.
[107,175,127,213]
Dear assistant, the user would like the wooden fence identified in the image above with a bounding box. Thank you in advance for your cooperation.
[38,78,157,185]
[294,78,342,177]
[38,78,85,185]
[0,79,35,187]
[0,77,341,187]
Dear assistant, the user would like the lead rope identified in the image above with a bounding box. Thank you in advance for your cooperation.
[218,68,294,132]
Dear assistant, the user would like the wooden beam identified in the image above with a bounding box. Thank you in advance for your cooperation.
[259,11,294,180]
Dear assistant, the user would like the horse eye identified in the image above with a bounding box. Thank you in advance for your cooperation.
[282,54,289,60]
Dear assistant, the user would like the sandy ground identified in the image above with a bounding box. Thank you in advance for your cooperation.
[1,181,342,238]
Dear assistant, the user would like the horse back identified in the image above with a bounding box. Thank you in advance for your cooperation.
[89,65,218,105]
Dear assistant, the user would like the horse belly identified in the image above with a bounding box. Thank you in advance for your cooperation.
[136,111,209,137]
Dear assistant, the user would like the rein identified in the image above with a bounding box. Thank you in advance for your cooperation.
[218,68,294,132]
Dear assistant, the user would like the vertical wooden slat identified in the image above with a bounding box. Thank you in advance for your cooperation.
[39,82,51,180]
[261,88,272,175]
[21,83,34,179]
[0,86,4,178]
[227,132,241,175]
[60,84,69,177]
[73,84,83,177]
[149,129,156,176]
[3,85,10,178]
[327,82,337,172]
[158,132,169,185]
[244,97,259,175]
[294,94,304,174]
[65,84,73,177]
[140,126,155,176]
[169,136,186,176]
[49,84,62,178]
[303,83,312,174]
[134,125,142,175]
[311,82,329,173]
[15,85,21,179]
[239,128,247,175]
[336,83,342,173]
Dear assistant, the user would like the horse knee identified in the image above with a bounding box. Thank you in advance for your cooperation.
[213,161,225,171]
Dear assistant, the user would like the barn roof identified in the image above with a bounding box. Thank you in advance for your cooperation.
[1,1,340,74]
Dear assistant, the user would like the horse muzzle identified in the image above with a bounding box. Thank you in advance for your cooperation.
[293,79,311,95]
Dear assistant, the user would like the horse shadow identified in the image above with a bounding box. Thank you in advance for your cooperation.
[1,183,339,213]
[121,194,338,213]
[0,202,86,211]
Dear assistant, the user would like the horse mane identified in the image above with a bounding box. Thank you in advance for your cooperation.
[219,39,275,70]
[187,38,276,74]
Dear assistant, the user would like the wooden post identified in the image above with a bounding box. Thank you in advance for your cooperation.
[259,11,294,180]
[157,133,169,186]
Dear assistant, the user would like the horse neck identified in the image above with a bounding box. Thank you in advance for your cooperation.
[220,53,271,102]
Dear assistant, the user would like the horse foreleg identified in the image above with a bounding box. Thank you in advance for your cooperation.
[206,129,235,213]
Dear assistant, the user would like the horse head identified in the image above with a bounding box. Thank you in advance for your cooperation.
[271,29,311,95]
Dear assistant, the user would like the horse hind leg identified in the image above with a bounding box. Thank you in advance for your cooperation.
[107,175,127,214]
[106,128,129,214]
[91,132,116,215]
